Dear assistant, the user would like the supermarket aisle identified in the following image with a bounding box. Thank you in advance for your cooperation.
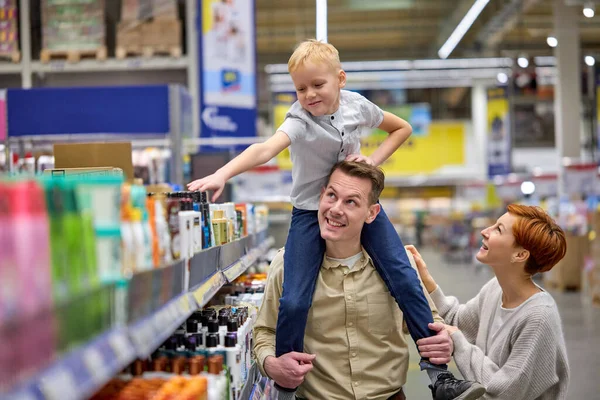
[402,248,600,399]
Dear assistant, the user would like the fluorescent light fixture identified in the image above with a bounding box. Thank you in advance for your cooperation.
[546,36,557,48]
[585,55,596,66]
[316,0,328,42]
[497,72,508,84]
[517,57,529,68]
[583,3,595,18]
[521,181,536,195]
[438,0,491,59]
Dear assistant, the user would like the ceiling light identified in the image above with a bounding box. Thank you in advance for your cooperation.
[585,55,596,66]
[521,181,536,196]
[584,3,595,18]
[316,0,328,42]
[546,36,557,48]
[497,72,508,84]
[438,0,491,59]
[517,57,529,68]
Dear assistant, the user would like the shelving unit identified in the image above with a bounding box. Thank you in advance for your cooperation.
[0,0,200,142]
[4,231,274,400]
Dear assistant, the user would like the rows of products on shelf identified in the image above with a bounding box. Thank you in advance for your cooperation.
[0,172,270,398]
[90,275,271,400]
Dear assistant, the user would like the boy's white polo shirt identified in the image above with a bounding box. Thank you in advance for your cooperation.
[278,90,384,211]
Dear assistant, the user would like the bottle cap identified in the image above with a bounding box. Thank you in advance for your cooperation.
[225,333,237,347]
[186,319,199,333]
[227,319,239,332]
[206,333,218,348]
[207,319,219,333]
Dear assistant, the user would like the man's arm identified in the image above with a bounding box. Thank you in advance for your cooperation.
[253,250,285,376]
[253,250,316,389]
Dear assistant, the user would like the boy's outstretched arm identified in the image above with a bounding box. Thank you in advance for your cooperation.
[363,111,412,166]
[187,130,291,201]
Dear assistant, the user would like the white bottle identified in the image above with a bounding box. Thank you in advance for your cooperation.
[178,202,195,259]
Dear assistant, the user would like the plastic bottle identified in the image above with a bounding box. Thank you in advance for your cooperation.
[211,209,228,246]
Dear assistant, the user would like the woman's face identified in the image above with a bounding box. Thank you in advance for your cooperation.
[476,212,520,267]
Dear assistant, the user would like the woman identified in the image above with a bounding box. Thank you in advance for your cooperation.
[407,204,570,400]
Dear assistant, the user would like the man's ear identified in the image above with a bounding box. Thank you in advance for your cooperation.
[338,69,347,88]
[512,248,530,264]
[320,186,326,198]
[366,203,380,224]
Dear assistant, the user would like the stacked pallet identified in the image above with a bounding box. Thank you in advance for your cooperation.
[40,0,107,63]
[0,0,20,63]
[116,0,181,59]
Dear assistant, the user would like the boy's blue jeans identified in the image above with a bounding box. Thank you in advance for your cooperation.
[275,206,446,371]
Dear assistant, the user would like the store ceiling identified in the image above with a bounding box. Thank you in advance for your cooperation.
[255,0,600,65]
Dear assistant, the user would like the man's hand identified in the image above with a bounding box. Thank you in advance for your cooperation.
[345,154,375,166]
[187,172,226,202]
[263,352,316,389]
[416,322,455,365]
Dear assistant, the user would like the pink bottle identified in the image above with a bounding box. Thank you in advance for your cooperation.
[0,181,17,390]
[10,181,54,380]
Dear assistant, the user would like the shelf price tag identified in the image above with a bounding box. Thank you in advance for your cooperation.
[193,272,226,307]
[39,367,78,400]
[178,294,191,314]
[83,347,108,385]
[108,331,135,366]
[224,261,245,282]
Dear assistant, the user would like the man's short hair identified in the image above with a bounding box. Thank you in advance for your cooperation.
[288,39,342,73]
[327,161,385,205]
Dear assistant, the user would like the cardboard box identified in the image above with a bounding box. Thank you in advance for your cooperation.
[43,167,123,179]
[53,142,133,180]
[545,233,588,290]
[141,19,181,48]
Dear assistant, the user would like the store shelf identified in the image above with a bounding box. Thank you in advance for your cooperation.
[3,232,273,400]
[129,292,196,359]
[31,57,189,74]
[0,62,24,75]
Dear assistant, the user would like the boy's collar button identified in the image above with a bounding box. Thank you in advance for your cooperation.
[331,116,334,120]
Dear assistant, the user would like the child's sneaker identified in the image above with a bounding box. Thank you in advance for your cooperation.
[429,372,486,400]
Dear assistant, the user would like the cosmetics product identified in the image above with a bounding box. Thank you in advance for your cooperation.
[211,209,228,246]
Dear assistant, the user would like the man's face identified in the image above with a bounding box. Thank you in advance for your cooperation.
[318,169,380,243]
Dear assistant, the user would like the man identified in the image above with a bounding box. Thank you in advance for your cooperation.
[254,161,459,400]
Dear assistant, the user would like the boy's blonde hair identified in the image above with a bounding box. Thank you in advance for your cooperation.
[288,39,342,73]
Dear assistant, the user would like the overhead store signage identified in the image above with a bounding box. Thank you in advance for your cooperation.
[198,0,257,150]
[486,87,511,178]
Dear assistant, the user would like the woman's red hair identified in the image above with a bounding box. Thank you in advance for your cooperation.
[507,204,567,275]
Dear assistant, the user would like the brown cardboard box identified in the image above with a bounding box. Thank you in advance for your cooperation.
[53,142,133,180]
[141,19,181,48]
[544,233,587,291]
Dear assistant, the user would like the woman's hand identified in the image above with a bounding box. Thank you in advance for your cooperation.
[405,245,437,293]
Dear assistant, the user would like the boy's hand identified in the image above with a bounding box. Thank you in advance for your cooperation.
[345,154,375,166]
[187,172,226,202]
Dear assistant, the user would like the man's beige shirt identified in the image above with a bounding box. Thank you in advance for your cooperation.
[253,248,444,400]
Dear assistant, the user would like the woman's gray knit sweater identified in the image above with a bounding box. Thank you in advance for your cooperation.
[430,278,570,400]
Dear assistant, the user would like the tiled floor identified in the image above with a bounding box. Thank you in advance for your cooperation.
[402,248,600,399]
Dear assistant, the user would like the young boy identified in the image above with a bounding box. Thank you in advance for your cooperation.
[188,40,485,400]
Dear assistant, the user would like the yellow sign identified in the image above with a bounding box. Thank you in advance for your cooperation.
[361,122,465,175]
